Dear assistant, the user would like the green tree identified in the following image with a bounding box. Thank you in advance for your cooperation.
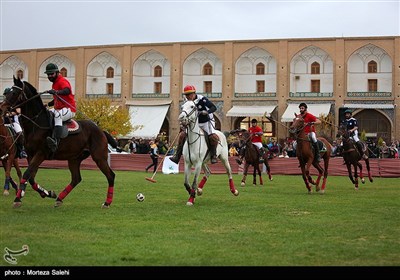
[75,97,133,137]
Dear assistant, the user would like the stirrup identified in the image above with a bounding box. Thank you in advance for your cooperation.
[362,154,368,160]
[259,157,264,163]
[19,150,28,159]
[170,155,180,164]
[46,137,58,153]
[211,157,218,164]
[235,158,242,165]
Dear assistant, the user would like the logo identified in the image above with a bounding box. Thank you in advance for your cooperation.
[4,245,29,265]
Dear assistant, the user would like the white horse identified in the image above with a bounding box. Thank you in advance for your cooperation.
[178,100,239,206]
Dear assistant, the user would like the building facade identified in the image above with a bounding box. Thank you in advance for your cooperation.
[1,36,399,144]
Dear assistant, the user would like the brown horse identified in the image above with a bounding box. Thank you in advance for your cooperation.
[0,76,117,208]
[231,129,272,186]
[0,115,22,196]
[289,114,332,194]
[336,123,373,189]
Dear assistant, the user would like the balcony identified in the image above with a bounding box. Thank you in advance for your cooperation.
[289,92,333,98]
[234,92,276,98]
[347,92,392,98]
[86,94,121,99]
[132,93,170,98]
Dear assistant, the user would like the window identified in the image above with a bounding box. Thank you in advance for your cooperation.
[106,67,114,78]
[256,80,265,93]
[154,82,162,93]
[368,61,377,73]
[204,81,212,93]
[311,62,320,74]
[368,79,378,91]
[154,65,162,77]
[106,83,114,94]
[311,80,320,92]
[17,70,24,79]
[256,63,265,75]
[203,63,212,75]
[60,67,67,77]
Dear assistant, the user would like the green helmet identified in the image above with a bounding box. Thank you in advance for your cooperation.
[344,109,352,114]
[44,63,59,74]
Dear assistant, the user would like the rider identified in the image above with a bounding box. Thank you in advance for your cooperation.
[44,63,76,153]
[3,88,27,158]
[342,109,368,159]
[299,102,322,162]
[236,119,265,164]
[170,85,219,164]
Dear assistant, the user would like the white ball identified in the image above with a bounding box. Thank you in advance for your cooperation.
[136,193,145,202]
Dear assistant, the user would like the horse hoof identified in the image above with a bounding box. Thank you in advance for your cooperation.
[354,187,359,191]
[196,188,203,196]
[361,179,365,184]
[54,200,63,208]
[269,177,273,181]
[49,190,57,199]
[233,190,239,196]
[307,190,312,194]
[101,203,110,209]
[186,202,194,206]
[3,190,9,196]
[13,201,22,208]
[319,190,325,195]
[240,182,245,187]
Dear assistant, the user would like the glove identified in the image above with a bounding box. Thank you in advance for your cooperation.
[47,89,57,95]
[307,122,314,126]
[200,110,208,115]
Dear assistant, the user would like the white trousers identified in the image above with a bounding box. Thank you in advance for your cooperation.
[50,107,75,126]
[252,142,263,149]
[199,119,216,135]
[12,115,22,133]
[308,132,317,143]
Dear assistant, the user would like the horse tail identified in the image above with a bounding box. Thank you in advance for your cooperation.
[103,131,118,148]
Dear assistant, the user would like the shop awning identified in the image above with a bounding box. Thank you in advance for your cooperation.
[342,103,394,109]
[127,101,171,139]
[281,103,332,122]
[226,105,277,117]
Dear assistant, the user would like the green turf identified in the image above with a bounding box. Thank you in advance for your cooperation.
[1,169,399,266]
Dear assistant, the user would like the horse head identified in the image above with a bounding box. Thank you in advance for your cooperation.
[289,113,305,135]
[178,100,198,129]
[337,123,350,141]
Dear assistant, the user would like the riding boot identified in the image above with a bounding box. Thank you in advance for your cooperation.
[259,147,265,163]
[312,142,321,162]
[357,141,368,159]
[46,126,63,153]
[16,132,27,159]
[170,131,186,164]
[208,134,219,164]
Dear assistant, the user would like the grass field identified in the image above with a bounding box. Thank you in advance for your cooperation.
[1,168,399,268]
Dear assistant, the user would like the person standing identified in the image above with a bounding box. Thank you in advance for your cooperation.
[170,85,219,164]
[145,140,159,173]
[44,63,76,153]
[342,109,368,159]
[298,102,322,162]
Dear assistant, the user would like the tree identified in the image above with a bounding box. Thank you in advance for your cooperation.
[75,97,133,137]
[317,113,335,142]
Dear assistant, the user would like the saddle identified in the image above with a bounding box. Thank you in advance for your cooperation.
[48,111,81,138]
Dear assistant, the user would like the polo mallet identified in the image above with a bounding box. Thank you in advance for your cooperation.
[145,133,179,183]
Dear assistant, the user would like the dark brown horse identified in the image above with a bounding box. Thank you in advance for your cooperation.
[336,123,373,189]
[289,114,332,194]
[0,76,117,208]
[231,129,272,186]
[0,115,22,196]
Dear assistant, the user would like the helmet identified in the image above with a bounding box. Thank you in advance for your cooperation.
[183,85,196,95]
[44,63,59,74]
[251,118,257,123]
[344,109,352,114]
[299,102,308,109]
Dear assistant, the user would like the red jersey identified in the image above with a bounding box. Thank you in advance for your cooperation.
[249,125,263,143]
[52,75,76,112]
[301,112,317,133]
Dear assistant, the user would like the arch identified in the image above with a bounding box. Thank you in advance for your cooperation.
[353,109,392,143]
[368,60,377,73]
[203,62,213,75]
[154,65,162,77]
[0,55,28,89]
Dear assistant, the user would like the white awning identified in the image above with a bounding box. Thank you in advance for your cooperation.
[226,105,277,117]
[281,103,332,122]
[128,104,170,139]
[343,103,394,109]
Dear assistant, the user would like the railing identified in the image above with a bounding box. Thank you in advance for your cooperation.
[347,92,392,98]
[180,92,222,99]
[234,92,276,98]
[289,92,333,98]
[132,93,170,98]
[86,94,121,99]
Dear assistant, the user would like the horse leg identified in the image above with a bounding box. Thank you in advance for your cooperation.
[253,165,257,186]
[91,158,115,208]
[365,158,373,183]
[311,161,324,192]
[241,163,249,187]
[184,164,191,195]
[300,163,312,193]
[346,162,355,185]
[263,159,273,181]
[187,164,201,206]
[353,163,359,190]
[220,155,238,196]
[257,165,263,186]
[320,157,329,193]
[197,164,211,196]
[357,161,365,184]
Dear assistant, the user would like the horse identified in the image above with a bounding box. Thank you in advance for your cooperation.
[289,114,332,194]
[0,76,117,208]
[178,100,239,205]
[230,129,272,186]
[336,123,373,189]
[0,114,22,196]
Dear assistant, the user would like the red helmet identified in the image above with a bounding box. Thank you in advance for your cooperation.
[183,85,196,94]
